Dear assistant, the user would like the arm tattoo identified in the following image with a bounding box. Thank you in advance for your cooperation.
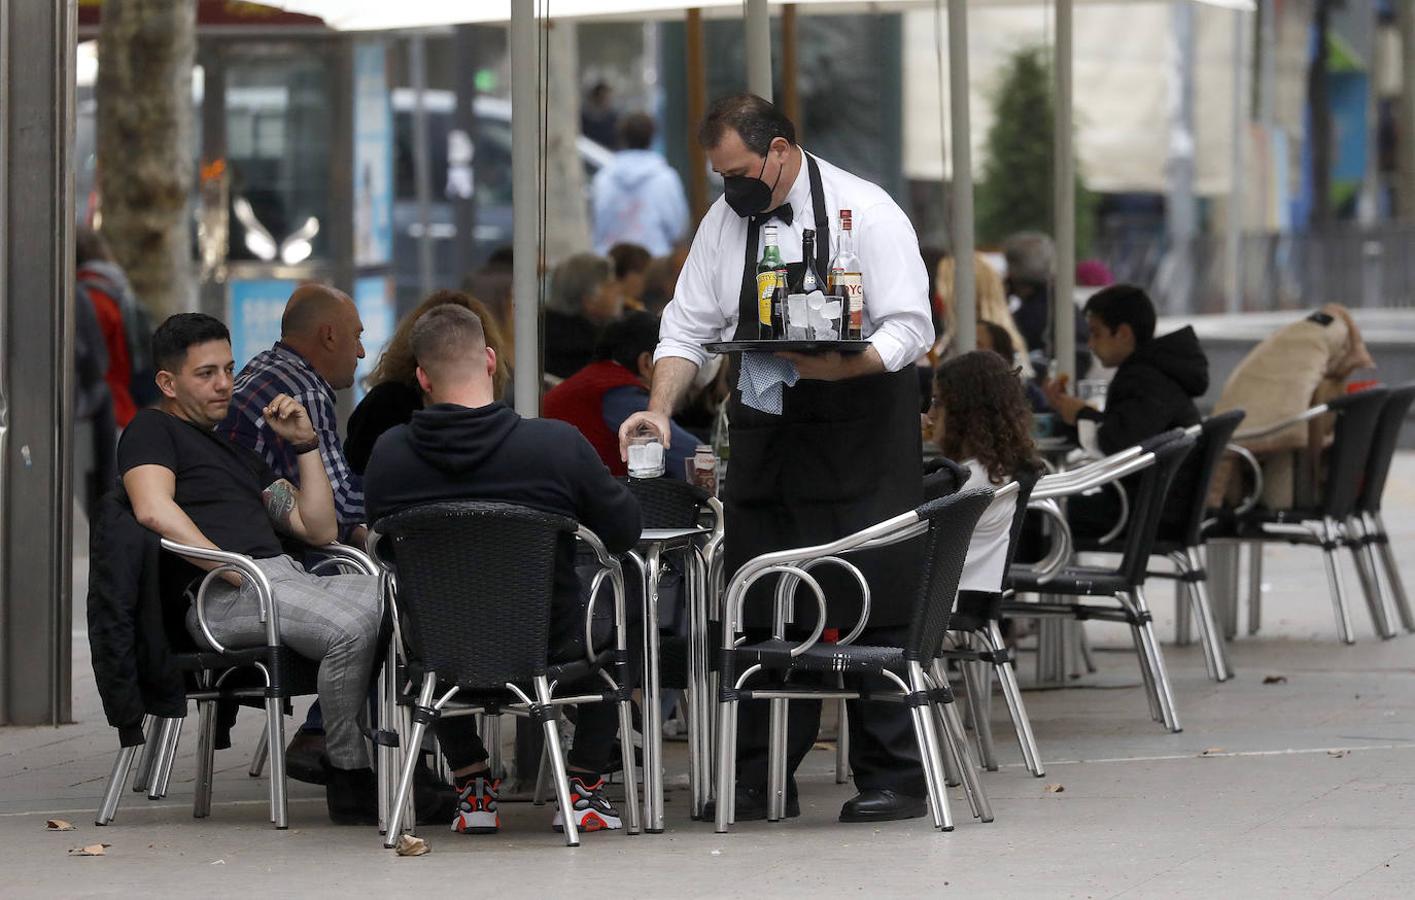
[263,479,298,531]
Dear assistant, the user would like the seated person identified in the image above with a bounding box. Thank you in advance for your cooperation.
[609,242,652,313]
[544,253,624,381]
[118,313,382,825]
[929,350,1037,592]
[979,321,1050,413]
[1209,304,1374,510]
[544,311,700,480]
[363,305,642,836]
[1044,284,1208,536]
[345,289,511,475]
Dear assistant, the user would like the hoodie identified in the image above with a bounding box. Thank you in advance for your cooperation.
[1083,326,1208,457]
[591,149,690,256]
[363,401,642,619]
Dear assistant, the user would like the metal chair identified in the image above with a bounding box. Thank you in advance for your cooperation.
[1073,412,1245,683]
[1215,388,1391,644]
[1344,383,1415,634]
[1003,430,1198,733]
[713,488,1001,834]
[933,463,1048,777]
[372,500,641,848]
[94,540,374,830]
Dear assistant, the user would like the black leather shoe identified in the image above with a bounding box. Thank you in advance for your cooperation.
[413,760,460,826]
[838,789,927,823]
[324,760,379,826]
[699,784,800,822]
[284,732,328,786]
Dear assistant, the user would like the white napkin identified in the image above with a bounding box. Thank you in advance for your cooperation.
[738,352,800,415]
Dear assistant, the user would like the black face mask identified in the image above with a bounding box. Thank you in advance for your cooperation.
[723,150,782,219]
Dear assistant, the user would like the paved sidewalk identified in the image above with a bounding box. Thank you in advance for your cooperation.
[3,461,1415,898]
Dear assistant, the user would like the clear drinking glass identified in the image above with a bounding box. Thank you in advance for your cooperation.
[627,429,665,479]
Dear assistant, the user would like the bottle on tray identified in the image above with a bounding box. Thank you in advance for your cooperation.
[756,223,787,340]
[828,209,863,340]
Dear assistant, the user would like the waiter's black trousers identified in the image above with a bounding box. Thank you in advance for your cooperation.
[734,624,927,797]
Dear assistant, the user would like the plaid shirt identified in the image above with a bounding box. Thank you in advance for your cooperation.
[220,342,365,529]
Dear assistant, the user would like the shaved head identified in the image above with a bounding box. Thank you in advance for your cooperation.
[412,305,487,384]
[282,283,355,339]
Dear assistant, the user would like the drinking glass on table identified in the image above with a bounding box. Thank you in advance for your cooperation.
[627,426,666,479]
[1076,379,1109,456]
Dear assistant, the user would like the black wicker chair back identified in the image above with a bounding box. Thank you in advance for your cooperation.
[623,476,709,528]
[1357,384,1415,515]
[1116,432,1198,587]
[1319,388,1389,519]
[374,501,574,687]
[907,488,997,661]
[1162,410,1245,548]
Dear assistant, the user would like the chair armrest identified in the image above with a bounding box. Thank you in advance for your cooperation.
[1009,499,1072,585]
[1225,443,1265,518]
[307,541,378,576]
[576,525,629,664]
[1233,403,1329,443]
[159,540,279,650]
[1094,480,1131,546]
[1031,452,1154,501]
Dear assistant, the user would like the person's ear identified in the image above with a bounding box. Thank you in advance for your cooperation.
[485,347,498,379]
[1118,323,1135,347]
[155,370,177,400]
[415,365,433,395]
[321,322,337,349]
[637,351,653,381]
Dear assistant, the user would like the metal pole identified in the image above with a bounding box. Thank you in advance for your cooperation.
[1399,0,1415,217]
[1053,0,1076,385]
[408,32,435,300]
[781,5,800,134]
[511,0,540,417]
[948,0,976,351]
[745,0,771,100]
[1166,0,1197,317]
[1259,0,1277,227]
[686,9,709,223]
[1227,8,1250,314]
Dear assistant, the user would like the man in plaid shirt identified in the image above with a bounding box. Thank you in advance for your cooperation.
[221,283,367,783]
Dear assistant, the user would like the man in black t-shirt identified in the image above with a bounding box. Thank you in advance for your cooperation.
[118,313,381,826]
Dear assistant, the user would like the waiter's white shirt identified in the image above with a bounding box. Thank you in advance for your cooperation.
[656,149,934,373]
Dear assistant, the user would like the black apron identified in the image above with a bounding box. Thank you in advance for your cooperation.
[725,154,924,629]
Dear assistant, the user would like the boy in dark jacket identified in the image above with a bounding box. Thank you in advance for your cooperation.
[1045,284,1209,534]
[363,304,642,837]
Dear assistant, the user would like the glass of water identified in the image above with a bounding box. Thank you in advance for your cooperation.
[627,428,665,479]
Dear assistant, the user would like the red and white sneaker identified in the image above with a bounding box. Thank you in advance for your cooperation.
[552,775,623,833]
[451,775,500,834]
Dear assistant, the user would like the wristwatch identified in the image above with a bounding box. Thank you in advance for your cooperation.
[291,438,321,455]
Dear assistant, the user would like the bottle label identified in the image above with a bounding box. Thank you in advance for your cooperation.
[756,271,779,326]
[834,272,863,331]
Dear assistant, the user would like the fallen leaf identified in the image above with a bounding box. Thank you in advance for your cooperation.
[394,835,429,857]
[1328,749,1350,758]
[1199,747,1225,757]
[710,849,722,856]
[1262,675,1288,685]
[46,819,76,832]
[69,844,110,857]
[1044,783,1065,793]
[210,859,225,865]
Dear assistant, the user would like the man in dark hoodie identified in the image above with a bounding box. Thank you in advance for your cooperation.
[1044,283,1209,534]
[363,304,642,837]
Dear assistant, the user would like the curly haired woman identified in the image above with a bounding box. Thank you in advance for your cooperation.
[929,350,1039,592]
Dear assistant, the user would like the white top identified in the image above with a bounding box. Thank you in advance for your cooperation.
[655,150,934,373]
[959,458,1019,594]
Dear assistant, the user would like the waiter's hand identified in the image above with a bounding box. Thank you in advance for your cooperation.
[618,411,672,461]
[776,349,880,382]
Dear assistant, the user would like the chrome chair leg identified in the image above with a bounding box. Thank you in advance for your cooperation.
[130,715,159,794]
[248,727,269,778]
[95,744,139,826]
[1173,574,1194,646]
[940,699,993,823]
[766,697,789,822]
[533,742,550,806]
[833,695,849,784]
[983,622,1045,777]
[1185,548,1232,682]
[1131,587,1182,733]
[959,655,998,772]
[483,713,503,779]
[193,700,218,819]
[1321,518,1356,644]
[905,664,952,832]
[265,695,289,829]
[1374,513,1415,632]
[1076,620,1097,674]
[616,697,643,834]
[1121,594,1163,724]
[1349,517,1396,639]
[713,696,739,833]
[148,715,184,801]
[1246,542,1263,636]
[534,676,579,848]
[384,673,435,848]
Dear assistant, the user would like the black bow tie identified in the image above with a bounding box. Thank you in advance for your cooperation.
[757,203,793,226]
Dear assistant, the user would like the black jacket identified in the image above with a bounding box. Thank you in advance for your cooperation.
[543,311,602,380]
[345,380,422,476]
[86,491,189,746]
[1089,326,1208,456]
[364,401,642,618]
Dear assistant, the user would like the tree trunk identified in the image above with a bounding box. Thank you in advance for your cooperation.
[543,19,591,266]
[97,0,195,319]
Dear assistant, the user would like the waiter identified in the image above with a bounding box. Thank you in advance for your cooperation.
[619,93,934,824]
